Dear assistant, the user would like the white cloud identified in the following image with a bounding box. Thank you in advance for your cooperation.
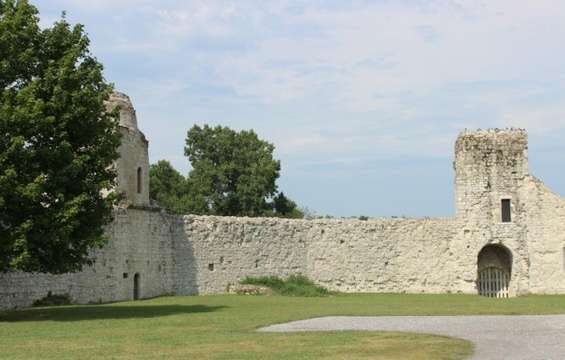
[499,106,565,134]
[32,0,565,215]
[118,1,565,155]
[107,0,563,121]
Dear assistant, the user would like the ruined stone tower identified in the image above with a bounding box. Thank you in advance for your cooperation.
[107,92,150,207]
[454,128,529,223]
[453,129,531,296]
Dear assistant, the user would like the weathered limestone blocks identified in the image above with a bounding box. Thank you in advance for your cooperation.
[174,215,310,295]
[306,218,460,293]
[455,128,529,221]
[0,209,177,309]
[522,178,565,294]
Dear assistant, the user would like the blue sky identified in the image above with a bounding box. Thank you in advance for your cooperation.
[34,0,565,217]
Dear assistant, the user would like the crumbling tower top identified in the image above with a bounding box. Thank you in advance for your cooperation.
[106,92,150,207]
[107,92,139,130]
[454,128,529,220]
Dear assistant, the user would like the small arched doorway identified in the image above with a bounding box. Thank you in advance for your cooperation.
[477,244,512,298]
[133,273,140,300]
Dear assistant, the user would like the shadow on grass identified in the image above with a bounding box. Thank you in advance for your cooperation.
[0,304,227,322]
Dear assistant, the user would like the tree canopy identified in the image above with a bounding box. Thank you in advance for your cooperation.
[184,125,280,216]
[149,125,303,218]
[0,0,121,273]
[149,160,190,215]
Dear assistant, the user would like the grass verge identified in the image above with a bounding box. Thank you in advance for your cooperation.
[3,293,565,360]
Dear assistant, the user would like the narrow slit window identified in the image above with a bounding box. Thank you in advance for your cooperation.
[501,199,512,223]
[136,167,142,194]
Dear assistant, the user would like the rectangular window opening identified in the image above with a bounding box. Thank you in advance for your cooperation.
[501,199,512,223]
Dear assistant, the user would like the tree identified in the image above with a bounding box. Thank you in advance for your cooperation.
[0,1,121,273]
[149,126,304,218]
[149,160,190,214]
[184,125,286,217]
[272,192,303,219]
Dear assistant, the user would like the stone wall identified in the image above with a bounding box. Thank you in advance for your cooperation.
[305,218,461,293]
[173,215,310,295]
[171,216,469,295]
[2,125,565,310]
[523,177,565,293]
[0,208,176,309]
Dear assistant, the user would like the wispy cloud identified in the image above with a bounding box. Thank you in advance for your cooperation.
[33,0,565,216]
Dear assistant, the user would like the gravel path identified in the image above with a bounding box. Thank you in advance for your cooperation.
[260,315,565,359]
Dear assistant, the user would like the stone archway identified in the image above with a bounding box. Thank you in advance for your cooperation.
[477,244,512,298]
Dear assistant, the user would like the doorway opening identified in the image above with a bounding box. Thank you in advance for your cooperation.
[477,244,512,298]
[133,273,140,300]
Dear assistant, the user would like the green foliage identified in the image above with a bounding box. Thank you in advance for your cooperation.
[149,160,191,214]
[240,274,331,297]
[358,215,369,221]
[32,291,71,307]
[0,1,121,273]
[184,125,280,216]
[272,192,304,218]
[150,125,303,218]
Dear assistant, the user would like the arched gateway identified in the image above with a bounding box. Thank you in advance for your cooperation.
[477,244,512,298]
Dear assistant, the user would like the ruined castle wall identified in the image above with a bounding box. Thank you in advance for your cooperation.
[522,178,565,293]
[0,208,175,309]
[305,218,462,293]
[171,129,557,297]
[4,127,565,309]
[171,215,466,295]
[173,215,310,295]
[102,208,176,301]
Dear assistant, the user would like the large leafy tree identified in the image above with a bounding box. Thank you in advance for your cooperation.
[182,125,295,217]
[0,0,121,273]
[150,159,304,218]
[149,125,303,217]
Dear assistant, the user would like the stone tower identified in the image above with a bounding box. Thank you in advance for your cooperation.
[453,129,531,296]
[107,92,150,207]
[454,128,529,224]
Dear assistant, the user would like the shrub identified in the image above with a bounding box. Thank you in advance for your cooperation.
[240,274,331,297]
[32,292,72,307]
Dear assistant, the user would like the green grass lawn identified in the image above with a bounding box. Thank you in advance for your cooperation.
[2,293,565,360]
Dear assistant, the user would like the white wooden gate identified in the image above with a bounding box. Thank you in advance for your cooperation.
[478,267,509,298]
